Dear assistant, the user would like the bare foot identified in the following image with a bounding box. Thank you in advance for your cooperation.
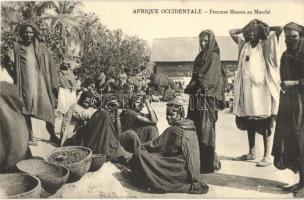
[233,153,256,161]
[256,157,272,167]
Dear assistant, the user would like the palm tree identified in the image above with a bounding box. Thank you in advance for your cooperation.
[39,1,84,61]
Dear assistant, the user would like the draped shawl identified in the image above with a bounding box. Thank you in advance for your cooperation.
[188,30,226,103]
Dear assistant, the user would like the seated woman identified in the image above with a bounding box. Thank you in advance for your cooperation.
[121,100,209,194]
[120,94,159,144]
[63,95,209,194]
[60,91,97,146]
[63,94,132,163]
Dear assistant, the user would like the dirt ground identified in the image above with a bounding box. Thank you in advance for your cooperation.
[30,99,298,198]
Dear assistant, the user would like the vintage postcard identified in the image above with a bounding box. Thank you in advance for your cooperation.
[0,0,304,199]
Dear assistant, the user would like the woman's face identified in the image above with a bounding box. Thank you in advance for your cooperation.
[284,29,300,51]
[80,97,91,109]
[132,98,143,112]
[166,109,181,125]
[200,35,209,51]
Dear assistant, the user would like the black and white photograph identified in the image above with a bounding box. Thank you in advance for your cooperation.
[0,0,304,198]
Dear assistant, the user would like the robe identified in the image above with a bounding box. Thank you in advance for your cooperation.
[120,109,159,143]
[130,119,205,193]
[3,39,59,126]
[233,31,281,118]
[272,39,304,172]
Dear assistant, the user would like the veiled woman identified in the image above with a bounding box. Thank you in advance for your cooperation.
[185,30,226,173]
[272,22,304,197]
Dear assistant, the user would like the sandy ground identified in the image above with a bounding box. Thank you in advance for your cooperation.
[29,100,298,198]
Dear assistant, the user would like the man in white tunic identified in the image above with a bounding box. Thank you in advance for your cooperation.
[229,19,282,167]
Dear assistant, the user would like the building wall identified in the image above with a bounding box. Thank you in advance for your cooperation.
[156,61,238,78]
[155,62,193,77]
[155,60,238,91]
[223,61,238,72]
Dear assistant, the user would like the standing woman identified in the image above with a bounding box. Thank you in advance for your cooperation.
[185,30,226,173]
[272,22,304,197]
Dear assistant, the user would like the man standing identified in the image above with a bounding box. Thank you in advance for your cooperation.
[272,22,304,198]
[3,22,60,145]
[229,19,282,167]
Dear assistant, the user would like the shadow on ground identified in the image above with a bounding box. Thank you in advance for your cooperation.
[112,171,146,194]
[219,155,258,163]
[201,173,289,194]
[113,166,289,196]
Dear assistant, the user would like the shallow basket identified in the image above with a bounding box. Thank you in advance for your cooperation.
[46,146,92,182]
[89,154,107,172]
[16,159,69,194]
[0,173,41,198]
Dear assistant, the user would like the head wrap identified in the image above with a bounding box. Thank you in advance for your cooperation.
[78,91,94,105]
[17,21,39,36]
[129,94,145,110]
[192,30,220,76]
[242,19,270,42]
[198,29,220,56]
[284,22,304,37]
[166,98,185,118]
[102,93,121,111]
[79,91,94,101]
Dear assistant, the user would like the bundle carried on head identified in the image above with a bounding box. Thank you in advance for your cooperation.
[242,19,270,42]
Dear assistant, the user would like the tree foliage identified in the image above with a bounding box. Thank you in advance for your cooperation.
[1,1,151,84]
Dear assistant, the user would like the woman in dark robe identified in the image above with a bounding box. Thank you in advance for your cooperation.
[185,30,226,173]
[0,82,32,172]
[119,94,159,145]
[272,22,304,198]
[64,95,132,163]
[129,101,209,194]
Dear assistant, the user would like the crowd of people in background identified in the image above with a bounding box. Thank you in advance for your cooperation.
[1,18,304,197]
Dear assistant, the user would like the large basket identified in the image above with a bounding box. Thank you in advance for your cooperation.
[0,173,41,198]
[16,159,69,194]
[46,146,92,182]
